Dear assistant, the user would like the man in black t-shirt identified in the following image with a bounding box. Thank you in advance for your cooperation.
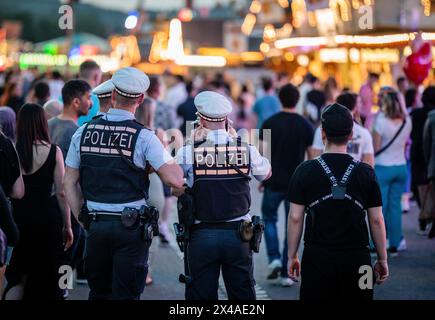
[260,84,314,287]
[287,104,389,300]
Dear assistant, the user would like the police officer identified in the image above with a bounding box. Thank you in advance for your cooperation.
[174,91,272,300]
[287,103,389,300]
[64,67,184,300]
[92,79,115,116]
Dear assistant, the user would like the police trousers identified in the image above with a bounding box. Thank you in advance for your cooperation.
[84,219,150,300]
[300,245,374,300]
[186,224,256,300]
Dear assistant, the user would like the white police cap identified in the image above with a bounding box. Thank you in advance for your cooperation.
[194,91,232,122]
[111,67,150,98]
[92,80,114,99]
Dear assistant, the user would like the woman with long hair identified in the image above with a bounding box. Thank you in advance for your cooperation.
[3,103,73,300]
[373,90,412,257]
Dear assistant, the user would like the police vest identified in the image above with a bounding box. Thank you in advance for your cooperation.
[304,156,368,247]
[79,117,150,204]
[192,137,251,222]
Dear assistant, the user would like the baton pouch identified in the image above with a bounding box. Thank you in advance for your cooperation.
[121,208,139,230]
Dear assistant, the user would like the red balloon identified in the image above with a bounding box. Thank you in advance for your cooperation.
[403,42,433,86]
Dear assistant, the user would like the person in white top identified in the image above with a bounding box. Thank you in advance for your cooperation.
[311,93,375,167]
[373,89,412,257]
[48,71,65,100]
[164,74,188,111]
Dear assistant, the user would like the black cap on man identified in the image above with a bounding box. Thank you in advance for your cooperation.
[321,103,354,145]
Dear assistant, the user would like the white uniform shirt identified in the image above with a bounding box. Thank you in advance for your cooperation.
[65,108,173,212]
[175,129,271,223]
[312,122,374,161]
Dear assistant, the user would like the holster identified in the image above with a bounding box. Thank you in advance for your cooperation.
[249,215,264,253]
[238,220,254,242]
[174,189,195,252]
[138,205,160,241]
[174,187,195,285]
[78,204,91,231]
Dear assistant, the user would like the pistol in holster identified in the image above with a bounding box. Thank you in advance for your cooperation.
[173,187,195,252]
[238,215,264,253]
[78,204,92,231]
[139,205,160,242]
[173,187,195,285]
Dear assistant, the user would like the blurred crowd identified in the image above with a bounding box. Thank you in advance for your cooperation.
[0,60,434,299]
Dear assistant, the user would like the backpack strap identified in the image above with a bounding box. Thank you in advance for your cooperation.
[308,156,363,211]
[315,156,338,187]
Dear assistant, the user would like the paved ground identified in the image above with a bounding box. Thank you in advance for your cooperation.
[68,179,435,300]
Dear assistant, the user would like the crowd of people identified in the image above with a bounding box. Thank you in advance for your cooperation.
[0,59,434,300]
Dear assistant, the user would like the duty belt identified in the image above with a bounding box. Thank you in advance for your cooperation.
[191,221,241,231]
[88,211,123,221]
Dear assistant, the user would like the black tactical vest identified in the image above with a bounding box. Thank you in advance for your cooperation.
[79,117,150,204]
[192,137,251,222]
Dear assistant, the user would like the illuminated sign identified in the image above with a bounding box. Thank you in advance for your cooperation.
[18,53,119,71]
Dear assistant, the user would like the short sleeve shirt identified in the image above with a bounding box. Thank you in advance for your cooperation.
[373,113,412,166]
[288,153,382,249]
[48,117,79,160]
[175,129,271,223]
[312,122,374,161]
[65,108,173,212]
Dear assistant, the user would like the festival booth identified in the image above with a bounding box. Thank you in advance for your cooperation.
[243,0,435,88]
[17,33,120,72]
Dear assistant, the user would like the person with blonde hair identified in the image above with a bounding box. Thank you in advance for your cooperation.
[373,89,412,257]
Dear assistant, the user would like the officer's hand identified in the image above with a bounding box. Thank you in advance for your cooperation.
[63,226,74,251]
[258,183,265,193]
[172,186,186,197]
[288,257,301,282]
[374,260,389,285]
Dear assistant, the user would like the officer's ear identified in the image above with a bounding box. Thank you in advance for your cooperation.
[199,117,206,127]
[137,94,145,106]
[111,90,116,107]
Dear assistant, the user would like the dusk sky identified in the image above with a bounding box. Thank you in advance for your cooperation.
[80,0,237,12]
